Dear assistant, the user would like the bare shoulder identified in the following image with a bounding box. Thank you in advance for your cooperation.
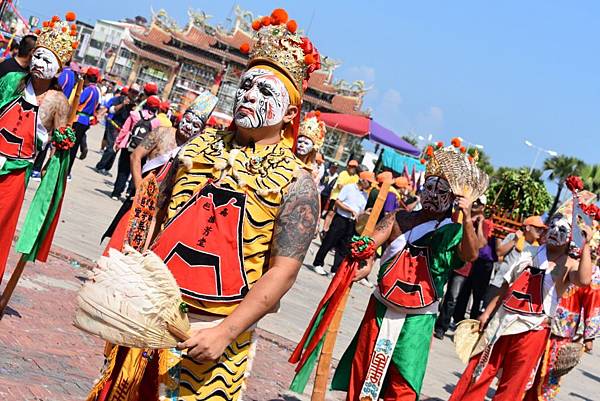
[271,169,319,261]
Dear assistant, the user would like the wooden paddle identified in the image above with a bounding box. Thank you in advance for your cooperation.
[310,181,391,401]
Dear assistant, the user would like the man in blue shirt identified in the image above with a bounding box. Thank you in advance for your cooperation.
[68,67,101,177]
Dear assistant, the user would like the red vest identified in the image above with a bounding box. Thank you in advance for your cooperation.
[151,183,249,303]
[378,243,438,309]
[0,97,39,160]
[503,266,545,315]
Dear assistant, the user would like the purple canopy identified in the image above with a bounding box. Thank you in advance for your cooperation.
[369,121,420,156]
[319,113,420,156]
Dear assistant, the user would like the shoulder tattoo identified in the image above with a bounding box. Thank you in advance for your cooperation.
[271,170,319,261]
[141,127,162,150]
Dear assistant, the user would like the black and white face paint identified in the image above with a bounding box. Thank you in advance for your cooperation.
[296,136,314,156]
[30,48,60,80]
[233,68,290,129]
[545,215,571,247]
[178,111,204,140]
[420,176,453,213]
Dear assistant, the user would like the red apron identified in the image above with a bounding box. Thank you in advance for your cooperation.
[0,96,39,160]
[151,183,249,302]
[378,243,438,309]
[503,266,545,315]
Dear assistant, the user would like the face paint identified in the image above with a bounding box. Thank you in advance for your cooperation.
[296,136,314,156]
[233,68,290,129]
[545,215,571,246]
[30,48,60,80]
[178,111,204,140]
[420,176,453,213]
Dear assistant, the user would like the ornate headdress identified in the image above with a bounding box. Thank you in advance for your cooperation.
[298,111,326,151]
[186,90,218,124]
[425,144,489,202]
[34,12,79,67]
[240,8,321,93]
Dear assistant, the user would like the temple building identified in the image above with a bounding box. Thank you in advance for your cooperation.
[96,7,370,162]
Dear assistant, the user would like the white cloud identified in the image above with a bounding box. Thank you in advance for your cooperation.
[381,89,403,108]
[415,106,444,132]
[344,65,376,84]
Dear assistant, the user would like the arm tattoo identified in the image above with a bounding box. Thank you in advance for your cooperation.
[375,212,396,233]
[271,170,319,261]
[141,127,161,151]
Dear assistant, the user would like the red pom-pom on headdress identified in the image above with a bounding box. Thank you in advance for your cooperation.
[251,19,261,31]
[451,137,462,148]
[72,41,79,49]
[566,175,584,192]
[240,43,250,54]
[65,11,76,22]
[420,158,426,164]
[34,28,41,35]
[42,21,49,27]
[271,9,289,24]
[261,16,272,26]
[51,15,60,22]
[286,20,298,33]
[436,141,444,148]
[304,54,316,65]
[460,146,467,153]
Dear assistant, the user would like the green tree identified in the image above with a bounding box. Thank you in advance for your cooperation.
[543,155,586,216]
[580,164,600,196]
[401,135,419,147]
[487,168,552,218]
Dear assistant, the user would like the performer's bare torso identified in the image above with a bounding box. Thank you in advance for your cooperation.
[37,89,69,132]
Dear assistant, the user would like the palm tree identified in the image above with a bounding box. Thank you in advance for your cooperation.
[543,155,586,216]
[580,164,600,196]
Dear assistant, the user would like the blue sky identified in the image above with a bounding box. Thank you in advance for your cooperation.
[20,0,598,174]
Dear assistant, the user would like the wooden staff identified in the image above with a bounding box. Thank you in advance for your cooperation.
[0,255,27,319]
[311,181,391,401]
[68,77,84,125]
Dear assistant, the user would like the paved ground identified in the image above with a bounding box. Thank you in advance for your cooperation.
[2,124,599,400]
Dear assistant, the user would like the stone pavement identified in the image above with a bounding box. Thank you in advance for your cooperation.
[2,124,599,400]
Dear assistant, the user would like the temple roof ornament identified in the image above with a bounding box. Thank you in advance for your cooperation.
[188,9,213,29]
[151,8,180,32]
[320,56,341,73]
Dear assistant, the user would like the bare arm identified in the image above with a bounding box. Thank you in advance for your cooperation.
[130,127,161,192]
[52,93,70,130]
[353,212,397,281]
[496,233,519,257]
[568,238,593,287]
[179,170,319,361]
[457,197,480,262]
[477,281,509,332]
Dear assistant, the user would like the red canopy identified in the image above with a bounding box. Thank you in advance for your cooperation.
[319,112,370,137]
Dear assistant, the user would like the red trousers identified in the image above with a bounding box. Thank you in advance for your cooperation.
[0,169,27,284]
[449,328,550,401]
[346,299,417,401]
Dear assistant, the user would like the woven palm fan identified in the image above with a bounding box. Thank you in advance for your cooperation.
[453,319,481,363]
[429,148,489,202]
[73,246,190,348]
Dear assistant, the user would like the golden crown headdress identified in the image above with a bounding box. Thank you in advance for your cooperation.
[426,145,489,202]
[34,12,79,67]
[298,111,326,150]
[239,9,321,93]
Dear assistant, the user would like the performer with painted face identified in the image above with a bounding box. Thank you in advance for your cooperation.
[100,91,218,253]
[86,8,321,401]
[522,203,599,401]
[0,13,77,283]
[295,110,326,182]
[449,212,593,401]
[331,147,485,401]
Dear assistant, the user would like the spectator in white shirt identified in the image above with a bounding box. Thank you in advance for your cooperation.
[312,171,374,275]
